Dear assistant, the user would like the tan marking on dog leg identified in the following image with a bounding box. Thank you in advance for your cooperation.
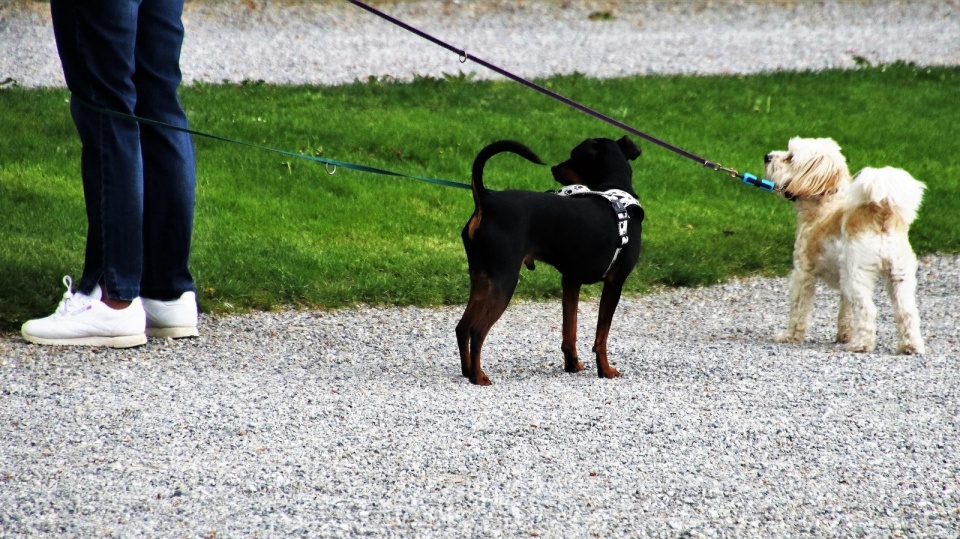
[466,209,482,240]
[592,281,623,379]
[457,275,493,378]
[560,277,584,373]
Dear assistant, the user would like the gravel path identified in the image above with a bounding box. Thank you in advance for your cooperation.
[2,1,959,537]
[2,0,959,87]
[2,254,959,537]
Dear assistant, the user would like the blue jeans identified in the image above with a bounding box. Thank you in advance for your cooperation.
[51,0,196,302]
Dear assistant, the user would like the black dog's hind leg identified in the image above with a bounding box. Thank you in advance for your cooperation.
[456,273,492,379]
[560,276,585,373]
[456,278,482,378]
[455,273,517,386]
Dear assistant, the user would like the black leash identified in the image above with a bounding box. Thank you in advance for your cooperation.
[347,0,774,192]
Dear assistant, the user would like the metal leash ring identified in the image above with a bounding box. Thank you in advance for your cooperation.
[721,167,741,179]
[325,163,337,175]
[710,163,741,179]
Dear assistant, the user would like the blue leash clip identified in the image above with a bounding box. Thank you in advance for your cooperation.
[741,172,775,192]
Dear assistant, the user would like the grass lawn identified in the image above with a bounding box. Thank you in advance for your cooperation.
[2,63,958,330]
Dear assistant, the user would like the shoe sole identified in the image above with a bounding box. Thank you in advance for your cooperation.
[147,326,199,339]
[22,333,147,348]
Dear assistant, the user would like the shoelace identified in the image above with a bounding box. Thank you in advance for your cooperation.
[54,276,94,317]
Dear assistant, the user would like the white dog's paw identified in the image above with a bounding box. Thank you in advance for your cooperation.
[845,340,875,353]
[775,330,803,344]
[898,341,925,355]
[835,330,852,344]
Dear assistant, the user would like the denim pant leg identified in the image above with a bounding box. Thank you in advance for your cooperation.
[52,0,144,301]
[134,0,197,301]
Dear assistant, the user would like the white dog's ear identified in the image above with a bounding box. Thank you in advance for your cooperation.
[786,138,850,198]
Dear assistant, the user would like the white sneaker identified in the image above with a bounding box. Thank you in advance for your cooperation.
[21,276,147,348]
[143,291,199,338]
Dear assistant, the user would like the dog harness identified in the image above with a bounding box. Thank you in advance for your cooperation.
[555,185,642,278]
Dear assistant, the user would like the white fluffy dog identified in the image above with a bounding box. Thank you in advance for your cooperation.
[764,137,926,354]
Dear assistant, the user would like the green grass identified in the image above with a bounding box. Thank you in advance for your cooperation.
[2,64,959,330]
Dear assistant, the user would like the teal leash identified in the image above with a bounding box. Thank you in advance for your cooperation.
[75,98,472,191]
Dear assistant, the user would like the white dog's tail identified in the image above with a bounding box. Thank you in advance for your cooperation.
[845,167,926,225]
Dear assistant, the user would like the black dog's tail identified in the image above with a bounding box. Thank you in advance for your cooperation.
[471,140,545,208]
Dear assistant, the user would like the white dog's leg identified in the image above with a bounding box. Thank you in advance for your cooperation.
[843,250,879,353]
[887,253,925,355]
[776,268,816,343]
[836,295,853,343]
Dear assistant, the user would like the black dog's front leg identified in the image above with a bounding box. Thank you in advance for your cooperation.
[560,276,585,373]
[592,281,624,379]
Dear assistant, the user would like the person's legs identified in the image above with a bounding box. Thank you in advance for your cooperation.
[51,0,144,302]
[39,0,196,344]
[134,0,197,301]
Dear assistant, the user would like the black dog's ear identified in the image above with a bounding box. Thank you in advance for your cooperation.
[616,136,641,161]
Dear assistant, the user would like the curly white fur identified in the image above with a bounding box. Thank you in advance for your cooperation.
[765,137,926,354]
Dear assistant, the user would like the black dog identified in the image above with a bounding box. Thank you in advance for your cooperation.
[456,136,644,385]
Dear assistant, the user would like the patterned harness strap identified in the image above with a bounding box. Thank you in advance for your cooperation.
[555,185,642,278]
